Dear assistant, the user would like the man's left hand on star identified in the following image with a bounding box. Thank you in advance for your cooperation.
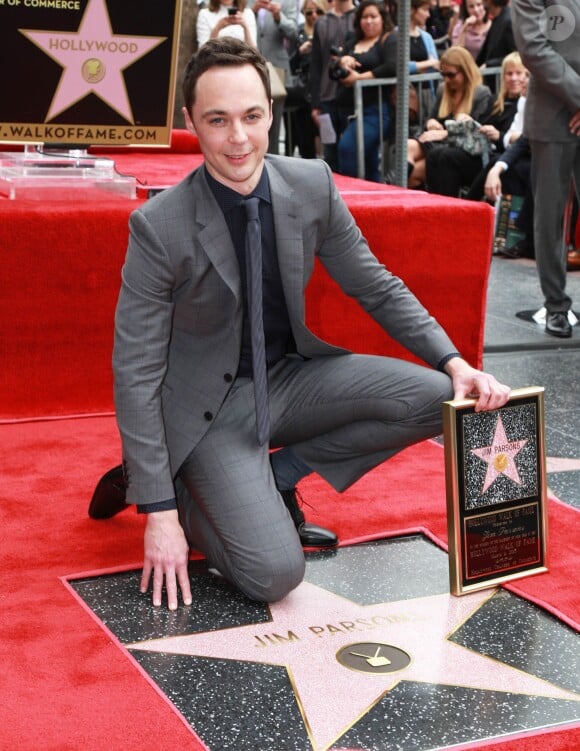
[444,357,511,412]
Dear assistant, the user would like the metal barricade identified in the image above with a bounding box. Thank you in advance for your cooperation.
[352,66,502,184]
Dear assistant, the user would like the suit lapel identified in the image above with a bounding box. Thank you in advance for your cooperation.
[190,169,241,300]
[265,161,306,329]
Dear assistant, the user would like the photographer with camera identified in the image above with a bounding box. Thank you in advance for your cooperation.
[196,0,258,48]
[333,0,397,182]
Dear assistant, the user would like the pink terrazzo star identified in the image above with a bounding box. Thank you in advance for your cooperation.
[19,0,165,123]
[128,583,579,751]
[471,414,529,494]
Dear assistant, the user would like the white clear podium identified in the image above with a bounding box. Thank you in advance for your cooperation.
[0,144,137,200]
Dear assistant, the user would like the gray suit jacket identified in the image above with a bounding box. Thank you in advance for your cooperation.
[113,157,456,505]
[512,0,580,142]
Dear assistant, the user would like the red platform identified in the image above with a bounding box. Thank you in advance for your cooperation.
[0,131,495,420]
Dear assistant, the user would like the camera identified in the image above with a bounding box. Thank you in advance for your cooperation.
[328,45,349,81]
[228,6,237,14]
[328,61,350,81]
[329,64,350,81]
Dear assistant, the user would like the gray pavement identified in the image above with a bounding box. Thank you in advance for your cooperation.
[482,256,580,508]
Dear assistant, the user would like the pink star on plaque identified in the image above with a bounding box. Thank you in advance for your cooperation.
[127,583,579,751]
[471,414,528,494]
[19,0,165,123]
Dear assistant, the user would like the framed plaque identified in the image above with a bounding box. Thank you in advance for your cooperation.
[443,387,548,595]
[0,0,182,147]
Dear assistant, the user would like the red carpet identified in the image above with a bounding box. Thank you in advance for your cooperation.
[1,414,578,750]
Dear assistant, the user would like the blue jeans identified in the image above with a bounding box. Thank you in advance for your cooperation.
[338,103,389,183]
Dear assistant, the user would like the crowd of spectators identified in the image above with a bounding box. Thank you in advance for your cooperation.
[182,0,578,281]
[186,0,512,174]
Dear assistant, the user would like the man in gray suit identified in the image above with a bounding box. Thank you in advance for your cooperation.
[512,0,580,338]
[107,39,510,610]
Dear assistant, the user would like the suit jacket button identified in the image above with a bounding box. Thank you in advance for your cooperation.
[204,411,213,422]
[224,373,233,383]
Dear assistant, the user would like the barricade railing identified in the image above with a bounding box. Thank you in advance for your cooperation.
[352,66,502,184]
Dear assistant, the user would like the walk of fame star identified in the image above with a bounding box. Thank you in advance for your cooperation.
[19,0,166,123]
[471,414,528,494]
[126,581,579,751]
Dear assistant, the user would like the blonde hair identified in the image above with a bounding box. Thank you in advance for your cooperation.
[301,0,328,12]
[438,46,483,119]
[490,51,527,115]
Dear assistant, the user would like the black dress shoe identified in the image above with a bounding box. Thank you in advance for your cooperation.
[88,465,129,519]
[545,311,572,339]
[280,488,338,548]
[502,237,535,259]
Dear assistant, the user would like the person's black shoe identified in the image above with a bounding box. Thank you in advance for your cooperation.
[280,488,338,548]
[89,467,340,547]
[545,312,572,339]
[88,464,129,519]
[502,237,535,259]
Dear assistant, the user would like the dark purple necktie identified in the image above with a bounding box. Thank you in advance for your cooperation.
[244,196,270,445]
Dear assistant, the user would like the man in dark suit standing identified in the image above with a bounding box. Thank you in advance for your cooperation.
[512,0,580,337]
[99,38,510,610]
[476,0,516,69]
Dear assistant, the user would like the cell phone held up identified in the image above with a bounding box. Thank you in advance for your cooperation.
[228,6,238,15]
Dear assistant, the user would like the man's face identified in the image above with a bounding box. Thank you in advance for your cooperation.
[184,64,273,195]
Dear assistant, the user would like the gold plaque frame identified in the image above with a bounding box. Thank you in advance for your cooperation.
[0,0,183,147]
[443,387,548,595]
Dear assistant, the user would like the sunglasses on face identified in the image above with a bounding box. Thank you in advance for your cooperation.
[441,70,460,79]
[304,8,324,15]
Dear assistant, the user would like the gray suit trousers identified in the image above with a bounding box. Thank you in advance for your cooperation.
[530,139,580,313]
[176,353,453,601]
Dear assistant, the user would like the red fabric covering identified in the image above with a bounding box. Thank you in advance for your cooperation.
[0,150,493,419]
[1,416,577,750]
[309,178,493,369]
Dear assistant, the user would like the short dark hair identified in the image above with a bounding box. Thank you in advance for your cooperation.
[182,38,271,114]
